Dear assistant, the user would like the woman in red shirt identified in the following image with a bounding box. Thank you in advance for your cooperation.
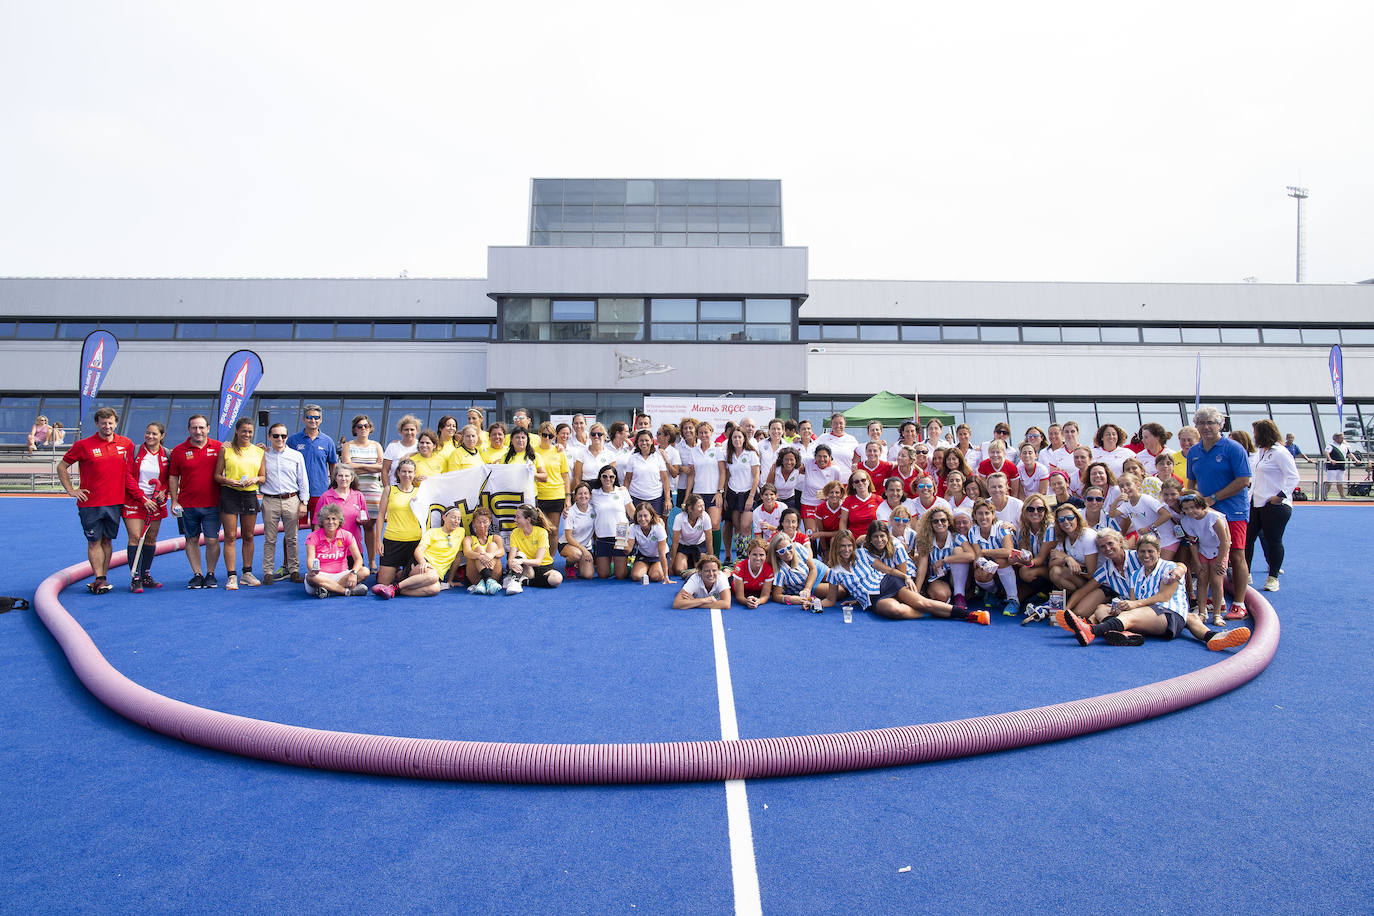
[731,537,774,608]
[854,441,894,495]
[812,481,847,558]
[839,469,881,539]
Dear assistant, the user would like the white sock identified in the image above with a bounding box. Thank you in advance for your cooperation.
[950,563,970,597]
[997,566,1018,602]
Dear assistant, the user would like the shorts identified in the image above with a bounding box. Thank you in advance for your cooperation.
[698,493,719,510]
[800,502,821,521]
[1324,468,1347,482]
[525,564,558,587]
[380,537,420,569]
[537,497,566,517]
[631,553,663,568]
[77,504,121,542]
[875,573,907,602]
[781,493,801,512]
[181,506,221,541]
[632,495,667,516]
[305,569,352,594]
[220,488,260,516]
[674,490,688,508]
[1226,521,1247,549]
[594,536,630,559]
[725,489,754,515]
[1153,607,1185,640]
[123,498,168,521]
[675,543,703,568]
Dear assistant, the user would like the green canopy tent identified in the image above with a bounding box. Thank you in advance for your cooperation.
[841,391,955,427]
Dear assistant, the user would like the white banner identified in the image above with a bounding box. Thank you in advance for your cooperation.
[642,396,776,428]
[409,463,535,535]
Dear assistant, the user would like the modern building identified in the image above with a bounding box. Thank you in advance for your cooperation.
[1,177,1369,454]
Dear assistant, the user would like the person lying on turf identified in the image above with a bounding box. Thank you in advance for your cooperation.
[672,555,732,610]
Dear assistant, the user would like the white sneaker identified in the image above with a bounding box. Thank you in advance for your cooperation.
[504,576,523,595]
[1264,576,1280,592]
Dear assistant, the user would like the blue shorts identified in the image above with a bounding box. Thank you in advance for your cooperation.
[77,504,121,542]
[181,506,221,541]
[1154,607,1185,640]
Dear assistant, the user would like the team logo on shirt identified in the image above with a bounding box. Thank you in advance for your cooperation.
[186,450,194,459]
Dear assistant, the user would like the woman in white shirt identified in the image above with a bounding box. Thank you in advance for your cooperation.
[572,423,616,491]
[381,414,420,487]
[629,504,671,583]
[590,465,636,580]
[559,482,596,580]
[685,420,725,555]
[1247,419,1300,592]
[670,493,713,578]
[766,446,804,511]
[1091,423,1134,477]
[721,427,761,564]
[623,429,671,515]
[1015,442,1051,499]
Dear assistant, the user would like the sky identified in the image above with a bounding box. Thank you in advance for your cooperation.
[1,1,1370,284]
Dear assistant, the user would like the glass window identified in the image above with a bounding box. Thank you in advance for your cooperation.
[1138,402,1185,432]
[963,402,1007,443]
[550,322,592,341]
[216,322,254,338]
[593,205,624,230]
[1100,326,1140,343]
[657,180,688,205]
[532,179,562,205]
[1301,327,1340,345]
[625,232,655,246]
[0,323,14,336]
[1021,325,1060,343]
[339,399,386,442]
[373,323,411,339]
[138,321,175,339]
[750,180,781,205]
[1060,325,1099,343]
[719,232,749,246]
[38,396,80,432]
[1342,328,1374,345]
[1262,327,1301,344]
[652,323,697,341]
[594,323,643,342]
[797,324,819,341]
[532,205,560,231]
[745,299,791,323]
[744,324,790,341]
[749,207,781,232]
[687,207,716,231]
[1268,403,1317,457]
[531,231,554,246]
[16,322,56,338]
[561,232,592,246]
[1181,326,1220,343]
[58,322,96,339]
[561,205,593,231]
[657,205,686,231]
[717,180,750,205]
[255,399,301,432]
[981,325,1019,342]
[383,400,433,438]
[1142,326,1181,343]
[626,179,655,205]
[593,233,623,247]
[687,233,717,246]
[254,322,292,339]
[902,324,940,341]
[822,324,858,340]
[700,300,742,321]
[121,397,170,439]
[599,298,644,323]
[415,323,452,340]
[1095,404,1140,436]
[1006,401,1050,442]
[1220,327,1261,344]
[336,322,371,338]
[697,324,743,342]
[624,206,655,230]
[718,206,750,232]
[562,179,596,205]
[551,300,596,322]
[295,323,332,340]
[687,181,717,205]
[651,298,696,322]
[1052,402,1097,430]
[1225,402,1270,438]
[859,324,899,341]
[593,179,625,204]
[177,322,214,339]
[452,323,490,339]
[658,232,686,246]
[750,233,776,246]
[942,325,977,341]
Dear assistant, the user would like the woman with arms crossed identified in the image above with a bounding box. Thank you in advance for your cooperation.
[214,417,265,590]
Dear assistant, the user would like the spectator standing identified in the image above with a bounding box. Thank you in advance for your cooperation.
[1186,405,1252,619]
[261,423,310,585]
[286,404,337,523]
[168,415,223,588]
[1322,433,1348,500]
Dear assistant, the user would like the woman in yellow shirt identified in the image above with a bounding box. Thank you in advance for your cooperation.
[445,424,486,473]
[434,415,460,461]
[372,458,422,598]
[505,504,563,592]
[533,421,571,535]
[214,417,266,590]
[410,429,448,482]
[462,506,505,594]
[394,506,464,597]
[480,422,508,464]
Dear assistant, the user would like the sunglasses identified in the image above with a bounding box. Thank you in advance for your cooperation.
[916,484,933,490]
[1026,506,1046,514]
[1085,496,1105,502]
[600,474,616,480]
[305,415,322,421]
[1057,517,1076,523]
[931,517,949,524]
[270,433,288,439]
[590,431,605,437]
[777,545,792,555]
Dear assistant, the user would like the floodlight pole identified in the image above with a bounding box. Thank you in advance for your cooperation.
[1286,186,1308,283]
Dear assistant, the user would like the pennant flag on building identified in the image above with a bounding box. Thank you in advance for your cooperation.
[78,330,120,431]
[217,350,265,442]
[1330,345,1344,429]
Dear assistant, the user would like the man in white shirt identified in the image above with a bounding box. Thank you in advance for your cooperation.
[814,413,860,473]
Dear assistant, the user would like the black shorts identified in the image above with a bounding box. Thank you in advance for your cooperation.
[77,504,121,542]
[632,552,664,568]
[380,537,419,569]
[594,536,629,559]
[632,495,667,516]
[725,489,754,515]
[699,493,719,510]
[875,573,906,602]
[1155,608,1185,640]
[536,497,566,516]
[526,564,558,587]
[219,488,260,516]
[675,543,703,568]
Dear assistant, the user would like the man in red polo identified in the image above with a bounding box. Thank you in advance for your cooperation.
[58,406,138,594]
[168,414,223,589]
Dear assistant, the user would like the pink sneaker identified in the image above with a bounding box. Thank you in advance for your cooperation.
[371,584,396,600]
[1224,605,1248,620]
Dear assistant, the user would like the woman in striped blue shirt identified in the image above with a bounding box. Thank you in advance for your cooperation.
[951,499,1022,617]
[767,532,829,608]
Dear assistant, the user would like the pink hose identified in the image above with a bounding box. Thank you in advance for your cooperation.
[33,535,1278,784]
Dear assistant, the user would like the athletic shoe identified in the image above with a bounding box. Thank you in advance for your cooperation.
[371,584,395,600]
[565,566,577,580]
[290,573,305,583]
[1207,626,1251,652]
[226,574,238,591]
[240,571,261,587]
[1103,629,1145,647]
[468,583,484,595]
[315,586,330,599]
[1053,609,1073,631]
[967,609,991,625]
[347,584,369,597]
[141,573,162,589]
[91,579,113,595]
[130,578,143,594]
[1064,610,1096,646]
[203,573,218,589]
[1264,576,1280,592]
[1225,605,1248,620]
[188,574,205,590]
[953,595,968,611]
[273,566,288,579]
[505,577,523,595]
[1002,599,1020,617]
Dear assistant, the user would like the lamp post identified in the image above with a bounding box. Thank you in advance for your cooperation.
[1286,186,1308,283]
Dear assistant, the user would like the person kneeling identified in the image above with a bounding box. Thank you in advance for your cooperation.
[305,505,369,597]
[393,506,465,598]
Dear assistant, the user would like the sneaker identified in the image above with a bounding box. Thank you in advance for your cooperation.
[504,576,523,595]
[274,565,288,579]
[1064,610,1096,646]
[203,573,218,589]
[141,573,162,589]
[484,578,501,595]
[188,574,205,590]
[1103,629,1145,647]
[1053,609,1073,631]
[370,583,395,600]
[240,571,261,587]
[130,578,143,594]
[565,565,578,580]
[1207,626,1252,652]
[1263,576,1280,592]
[315,586,330,599]
[967,609,991,625]
[468,583,484,595]
[1224,605,1248,620]
[347,584,369,597]
[953,595,968,612]
[226,574,239,591]
[1002,599,1020,617]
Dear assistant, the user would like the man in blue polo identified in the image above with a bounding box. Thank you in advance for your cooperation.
[1186,405,1252,620]
[287,403,337,525]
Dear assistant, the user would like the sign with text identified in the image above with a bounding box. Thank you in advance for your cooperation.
[641,397,777,428]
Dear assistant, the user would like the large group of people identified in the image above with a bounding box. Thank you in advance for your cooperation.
[55,400,1298,651]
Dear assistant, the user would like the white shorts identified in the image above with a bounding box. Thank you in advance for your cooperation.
[304,569,351,594]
